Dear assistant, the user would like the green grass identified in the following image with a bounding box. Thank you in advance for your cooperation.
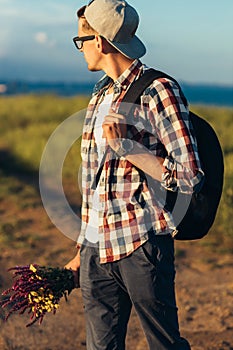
[0,95,232,249]
[0,94,89,134]
[0,94,88,176]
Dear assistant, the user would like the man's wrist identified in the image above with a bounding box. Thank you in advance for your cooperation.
[115,139,134,157]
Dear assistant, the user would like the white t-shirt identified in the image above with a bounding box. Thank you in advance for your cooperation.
[85,92,114,243]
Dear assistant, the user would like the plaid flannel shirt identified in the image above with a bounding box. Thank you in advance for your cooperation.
[77,60,204,263]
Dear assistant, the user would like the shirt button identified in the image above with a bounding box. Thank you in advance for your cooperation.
[114,87,120,94]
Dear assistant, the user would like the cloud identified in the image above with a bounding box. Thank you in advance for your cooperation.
[34,32,56,47]
[35,32,48,44]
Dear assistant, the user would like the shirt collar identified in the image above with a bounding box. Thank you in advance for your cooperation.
[92,59,144,96]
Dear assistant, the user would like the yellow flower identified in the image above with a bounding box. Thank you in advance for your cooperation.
[29,264,37,273]
[35,274,42,280]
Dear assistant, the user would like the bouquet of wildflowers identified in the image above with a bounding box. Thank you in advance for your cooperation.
[0,264,75,327]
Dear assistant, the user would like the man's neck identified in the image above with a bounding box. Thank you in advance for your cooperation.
[103,54,135,81]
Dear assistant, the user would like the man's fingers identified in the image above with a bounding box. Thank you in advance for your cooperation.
[103,112,127,142]
[102,123,119,138]
[104,117,125,126]
[105,112,126,123]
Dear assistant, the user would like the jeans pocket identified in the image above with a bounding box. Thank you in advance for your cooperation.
[136,240,157,268]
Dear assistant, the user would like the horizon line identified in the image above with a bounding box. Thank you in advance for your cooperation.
[0,79,232,89]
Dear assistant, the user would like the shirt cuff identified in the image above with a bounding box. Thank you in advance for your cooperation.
[161,156,205,194]
[161,156,178,192]
[77,228,85,246]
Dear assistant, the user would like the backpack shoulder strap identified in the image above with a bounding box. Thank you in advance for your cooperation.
[93,68,186,189]
[118,68,187,116]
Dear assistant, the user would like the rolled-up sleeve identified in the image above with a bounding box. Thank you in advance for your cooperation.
[161,154,204,193]
[146,79,204,194]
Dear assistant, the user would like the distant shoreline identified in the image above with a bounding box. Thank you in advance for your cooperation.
[0,81,232,107]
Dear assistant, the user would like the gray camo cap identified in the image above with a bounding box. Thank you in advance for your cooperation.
[78,0,146,59]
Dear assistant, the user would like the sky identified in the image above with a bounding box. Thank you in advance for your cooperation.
[0,0,233,85]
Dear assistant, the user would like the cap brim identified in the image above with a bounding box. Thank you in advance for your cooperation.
[107,35,146,59]
[77,5,86,18]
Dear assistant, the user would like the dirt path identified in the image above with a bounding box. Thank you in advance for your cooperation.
[0,179,233,350]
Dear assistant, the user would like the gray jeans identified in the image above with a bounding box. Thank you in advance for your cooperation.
[80,235,191,350]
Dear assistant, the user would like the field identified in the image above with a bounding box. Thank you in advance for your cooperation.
[0,94,233,350]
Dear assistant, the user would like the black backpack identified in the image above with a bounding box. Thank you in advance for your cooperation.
[117,68,224,240]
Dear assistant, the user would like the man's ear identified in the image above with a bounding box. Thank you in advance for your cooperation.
[95,35,104,53]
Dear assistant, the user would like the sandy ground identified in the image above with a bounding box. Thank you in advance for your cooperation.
[0,179,233,350]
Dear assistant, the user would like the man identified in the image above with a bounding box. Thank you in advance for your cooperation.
[65,1,204,349]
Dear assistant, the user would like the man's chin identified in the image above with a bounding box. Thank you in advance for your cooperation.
[87,65,101,72]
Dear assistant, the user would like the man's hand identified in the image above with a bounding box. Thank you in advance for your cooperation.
[103,109,164,182]
[65,250,81,288]
[102,109,127,152]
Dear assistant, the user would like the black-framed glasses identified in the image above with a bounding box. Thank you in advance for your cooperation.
[73,35,95,50]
